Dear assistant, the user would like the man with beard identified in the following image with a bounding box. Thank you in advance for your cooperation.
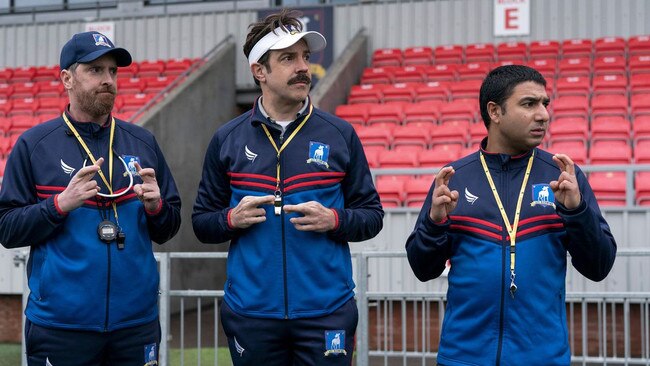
[192,9,383,366]
[0,32,181,365]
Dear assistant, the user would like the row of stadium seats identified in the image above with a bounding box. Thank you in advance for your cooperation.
[375,171,650,207]
[371,36,650,67]
[0,58,197,84]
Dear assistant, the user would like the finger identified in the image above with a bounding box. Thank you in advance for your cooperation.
[75,163,101,180]
[434,167,454,188]
[136,164,157,183]
[553,154,575,175]
[140,192,161,201]
[243,195,275,208]
[283,204,307,214]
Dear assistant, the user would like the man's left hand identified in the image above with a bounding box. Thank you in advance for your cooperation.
[133,162,162,213]
[283,201,336,232]
[550,153,581,210]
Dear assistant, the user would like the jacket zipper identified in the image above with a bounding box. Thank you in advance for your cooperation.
[278,132,289,319]
[105,241,111,331]
[495,162,507,365]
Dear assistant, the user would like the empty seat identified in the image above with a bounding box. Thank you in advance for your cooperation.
[141,75,177,93]
[561,38,593,58]
[404,177,434,207]
[33,65,59,82]
[119,63,139,78]
[468,122,487,146]
[439,100,477,124]
[430,121,468,147]
[546,140,587,165]
[589,171,627,206]
[529,40,560,60]
[117,78,146,95]
[465,43,495,63]
[0,116,11,135]
[425,64,458,82]
[36,80,65,97]
[371,48,403,67]
[366,103,405,126]
[357,125,393,148]
[163,58,193,76]
[497,41,528,62]
[448,80,482,101]
[593,56,626,76]
[348,84,385,105]
[0,68,12,84]
[551,96,589,119]
[630,94,650,117]
[11,66,36,82]
[381,83,417,104]
[0,99,12,117]
[591,95,628,118]
[9,98,39,116]
[0,135,10,156]
[362,145,384,168]
[549,117,589,143]
[377,149,419,168]
[11,82,39,99]
[434,45,464,64]
[629,35,650,56]
[136,60,165,78]
[36,97,67,115]
[418,144,462,168]
[393,66,426,84]
[335,103,370,127]
[594,36,626,57]
[634,139,650,164]
[392,124,431,150]
[456,62,491,81]
[120,93,154,113]
[592,74,628,96]
[403,101,441,125]
[361,67,395,84]
[591,116,631,142]
[403,46,434,66]
[633,115,650,144]
[558,57,592,78]
[527,58,557,79]
[589,140,632,165]
[10,115,39,132]
[375,178,405,207]
[629,55,650,75]
[630,74,650,96]
[635,171,650,205]
[555,76,591,98]
[0,83,14,99]
[414,82,450,103]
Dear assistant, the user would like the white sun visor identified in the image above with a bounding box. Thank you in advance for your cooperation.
[248,26,327,66]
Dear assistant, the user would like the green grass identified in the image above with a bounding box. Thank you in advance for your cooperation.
[0,343,21,366]
[0,344,233,366]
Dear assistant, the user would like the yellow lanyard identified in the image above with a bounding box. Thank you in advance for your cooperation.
[62,113,119,222]
[479,150,534,298]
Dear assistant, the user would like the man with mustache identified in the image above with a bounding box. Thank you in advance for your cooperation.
[0,32,181,365]
[405,65,617,365]
[193,9,383,366]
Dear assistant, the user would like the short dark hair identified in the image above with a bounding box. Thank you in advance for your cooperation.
[479,65,547,128]
[243,9,304,86]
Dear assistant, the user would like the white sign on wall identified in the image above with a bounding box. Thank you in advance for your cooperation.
[494,0,530,36]
[85,21,115,43]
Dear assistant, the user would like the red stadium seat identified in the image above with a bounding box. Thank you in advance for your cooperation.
[434,44,464,64]
[404,177,433,207]
[33,65,59,82]
[361,67,395,85]
[0,99,12,117]
[551,96,589,119]
[10,115,38,132]
[371,48,403,67]
[119,63,139,79]
[362,145,384,168]
[377,149,419,168]
[465,43,495,63]
[335,103,370,127]
[120,93,154,113]
[141,75,177,93]
[593,56,626,76]
[546,140,587,165]
[468,122,487,146]
[375,178,405,207]
[403,101,441,125]
[357,125,393,148]
[0,116,11,135]
[425,64,458,82]
[634,139,650,164]
[414,82,450,102]
[419,144,462,167]
[561,38,593,58]
[629,55,650,76]
[628,35,650,56]
[348,84,385,104]
[382,83,418,104]
[594,37,626,57]
[589,171,627,206]
[529,40,560,60]
[555,76,590,98]
[366,103,405,126]
[630,94,650,117]
[630,74,650,96]
[591,116,631,142]
[449,80,482,100]
[558,57,592,78]
[36,80,65,97]
[527,58,557,79]
[439,99,477,124]
[163,58,193,76]
[589,140,632,165]
[392,124,431,150]
[635,171,650,206]
[9,98,38,116]
[633,116,650,144]
[497,41,528,62]
[549,117,589,143]
[0,83,14,99]
[0,135,10,156]
[136,60,165,78]
[456,62,491,81]
[430,121,468,147]
[36,97,67,115]
[403,46,434,66]
[117,77,146,95]
[10,82,38,99]
[591,95,628,118]
[393,66,426,84]
[0,68,13,84]
[11,66,36,82]
[592,74,628,97]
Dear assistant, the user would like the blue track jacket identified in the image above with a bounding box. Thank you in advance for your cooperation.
[406,144,617,366]
[0,113,181,332]
[193,98,383,320]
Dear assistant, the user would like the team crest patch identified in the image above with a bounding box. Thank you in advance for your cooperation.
[324,330,347,356]
[531,183,556,209]
[93,33,112,48]
[123,155,141,177]
[306,141,330,168]
[144,343,158,365]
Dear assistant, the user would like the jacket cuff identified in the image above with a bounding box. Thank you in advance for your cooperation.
[556,199,587,217]
[145,198,164,216]
[52,194,68,217]
[226,208,235,230]
[330,208,340,231]
[424,213,450,232]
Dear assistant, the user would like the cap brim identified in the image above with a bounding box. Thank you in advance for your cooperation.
[77,47,132,67]
[269,31,327,54]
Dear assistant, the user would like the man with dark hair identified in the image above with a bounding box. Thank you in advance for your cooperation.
[0,32,181,365]
[405,64,616,365]
[193,8,383,366]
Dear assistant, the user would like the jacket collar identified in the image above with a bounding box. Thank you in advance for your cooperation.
[63,108,112,138]
[249,96,312,129]
[479,137,536,169]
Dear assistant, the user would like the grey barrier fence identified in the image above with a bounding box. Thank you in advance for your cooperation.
[15,248,650,366]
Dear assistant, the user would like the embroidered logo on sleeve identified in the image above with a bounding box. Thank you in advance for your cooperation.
[307,141,330,168]
[464,187,478,204]
[60,159,76,176]
[324,330,347,356]
[531,183,556,209]
[245,145,258,163]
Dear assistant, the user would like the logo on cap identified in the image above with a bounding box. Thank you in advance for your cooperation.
[93,34,112,48]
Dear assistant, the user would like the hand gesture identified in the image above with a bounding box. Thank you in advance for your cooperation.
[229,195,275,229]
[550,153,581,210]
[57,157,104,213]
[283,201,336,232]
[133,162,162,212]
[429,166,459,223]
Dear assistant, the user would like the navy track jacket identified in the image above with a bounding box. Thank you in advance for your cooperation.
[0,113,181,332]
[193,98,384,320]
[406,144,617,366]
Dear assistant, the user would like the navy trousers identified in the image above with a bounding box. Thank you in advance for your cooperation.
[25,318,161,366]
[221,298,358,366]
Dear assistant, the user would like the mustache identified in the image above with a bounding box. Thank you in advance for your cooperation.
[288,74,311,85]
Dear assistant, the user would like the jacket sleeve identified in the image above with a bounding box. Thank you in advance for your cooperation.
[328,130,384,243]
[405,181,452,282]
[0,137,68,248]
[557,169,617,282]
[145,138,182,244]
[192,134,236,244]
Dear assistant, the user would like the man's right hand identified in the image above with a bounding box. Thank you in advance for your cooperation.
[429,166,459,223]
[228,195,275,229]
[56,157,104,213]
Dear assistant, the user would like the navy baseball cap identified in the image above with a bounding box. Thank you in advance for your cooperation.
[59,31,132,71]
